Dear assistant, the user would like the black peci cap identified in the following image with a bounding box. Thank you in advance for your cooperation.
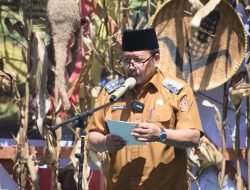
[122,28,159,51]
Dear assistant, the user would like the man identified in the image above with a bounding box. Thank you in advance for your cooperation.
[87,28,203,190]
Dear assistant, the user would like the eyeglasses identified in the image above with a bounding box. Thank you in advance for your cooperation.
[120,53,156,68]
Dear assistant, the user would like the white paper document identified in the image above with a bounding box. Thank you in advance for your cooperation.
[106,120,147,146]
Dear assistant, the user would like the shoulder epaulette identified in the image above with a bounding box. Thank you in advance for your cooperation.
[162,78,184,94]
[105,78,125,94]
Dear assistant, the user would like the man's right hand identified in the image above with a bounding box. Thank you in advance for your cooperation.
[104,134,126,153]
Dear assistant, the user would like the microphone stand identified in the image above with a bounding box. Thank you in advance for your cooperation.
[51,100,117,190]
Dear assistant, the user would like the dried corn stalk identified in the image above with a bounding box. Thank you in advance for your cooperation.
[34,32,51,137]
[13,1,41,189]
[229,71,249,190]
[45,128,62,190]
[14,127,40,189]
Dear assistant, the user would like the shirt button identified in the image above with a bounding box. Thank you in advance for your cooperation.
[134,114,141,120]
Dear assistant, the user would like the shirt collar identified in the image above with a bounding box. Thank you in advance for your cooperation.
[133,69,164,94]
[148,69,165,91]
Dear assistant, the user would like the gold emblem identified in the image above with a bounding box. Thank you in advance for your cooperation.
[156,99,164,105]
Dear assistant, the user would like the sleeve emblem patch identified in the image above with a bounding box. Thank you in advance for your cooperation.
[179,95,189,112]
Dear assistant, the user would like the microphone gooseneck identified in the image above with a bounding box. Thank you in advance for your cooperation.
[109,77,136,102]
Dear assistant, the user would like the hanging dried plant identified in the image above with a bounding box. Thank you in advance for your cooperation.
[47,0,79,111]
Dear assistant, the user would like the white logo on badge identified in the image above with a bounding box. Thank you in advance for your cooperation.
[156,99,164,105]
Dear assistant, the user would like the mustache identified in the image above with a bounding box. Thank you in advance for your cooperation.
[127,73,139,78]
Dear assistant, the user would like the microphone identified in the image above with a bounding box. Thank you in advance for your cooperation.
[109,77,136,102]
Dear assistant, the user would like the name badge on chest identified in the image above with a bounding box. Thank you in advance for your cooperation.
[112,104,126,111]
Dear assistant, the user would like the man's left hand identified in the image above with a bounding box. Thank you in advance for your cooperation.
[131,122,161,142]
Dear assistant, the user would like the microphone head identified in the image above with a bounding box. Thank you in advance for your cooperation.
[125,77,136,89]
[109,77,136,102]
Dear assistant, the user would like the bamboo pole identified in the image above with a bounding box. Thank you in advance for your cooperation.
[235,105,242,190]
[218,83,228,189]
[245,59,250,190]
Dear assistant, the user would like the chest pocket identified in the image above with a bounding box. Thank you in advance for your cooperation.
[146,106,173,129]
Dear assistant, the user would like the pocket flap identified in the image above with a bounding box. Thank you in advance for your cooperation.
[147,106,172,122]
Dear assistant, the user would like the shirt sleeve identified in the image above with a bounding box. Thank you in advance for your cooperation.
[175,84,203,133]
[86,89,109,135]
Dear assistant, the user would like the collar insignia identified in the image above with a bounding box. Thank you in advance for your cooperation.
[162,79,183,94]
[105,78,125,94]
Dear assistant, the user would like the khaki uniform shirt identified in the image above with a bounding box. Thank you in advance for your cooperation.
[87,70,203,190]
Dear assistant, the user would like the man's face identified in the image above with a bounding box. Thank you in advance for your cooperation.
[121,50,159,86]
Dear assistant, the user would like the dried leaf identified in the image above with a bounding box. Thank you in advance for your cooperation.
[188,0,204,12]
[188,136,224,177]
[189,0,221,28]
[229,87,243,108]
[213,105,222,133]
[91,86,101,98]
[245,51,250,65]
[228,71,247,108]
[13,21,24,37]
[4,13,24,37]
[229,71,247,88]
[4,16,14,33]
[187,147,200,166]
[218,172,228,189]
[201,99,214,107]
[26,155,39,189]
[0,57,3,70]
[0,70,14,95]
[201,98,222,132]
[46,132,57,163]
[35,32,51,136]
